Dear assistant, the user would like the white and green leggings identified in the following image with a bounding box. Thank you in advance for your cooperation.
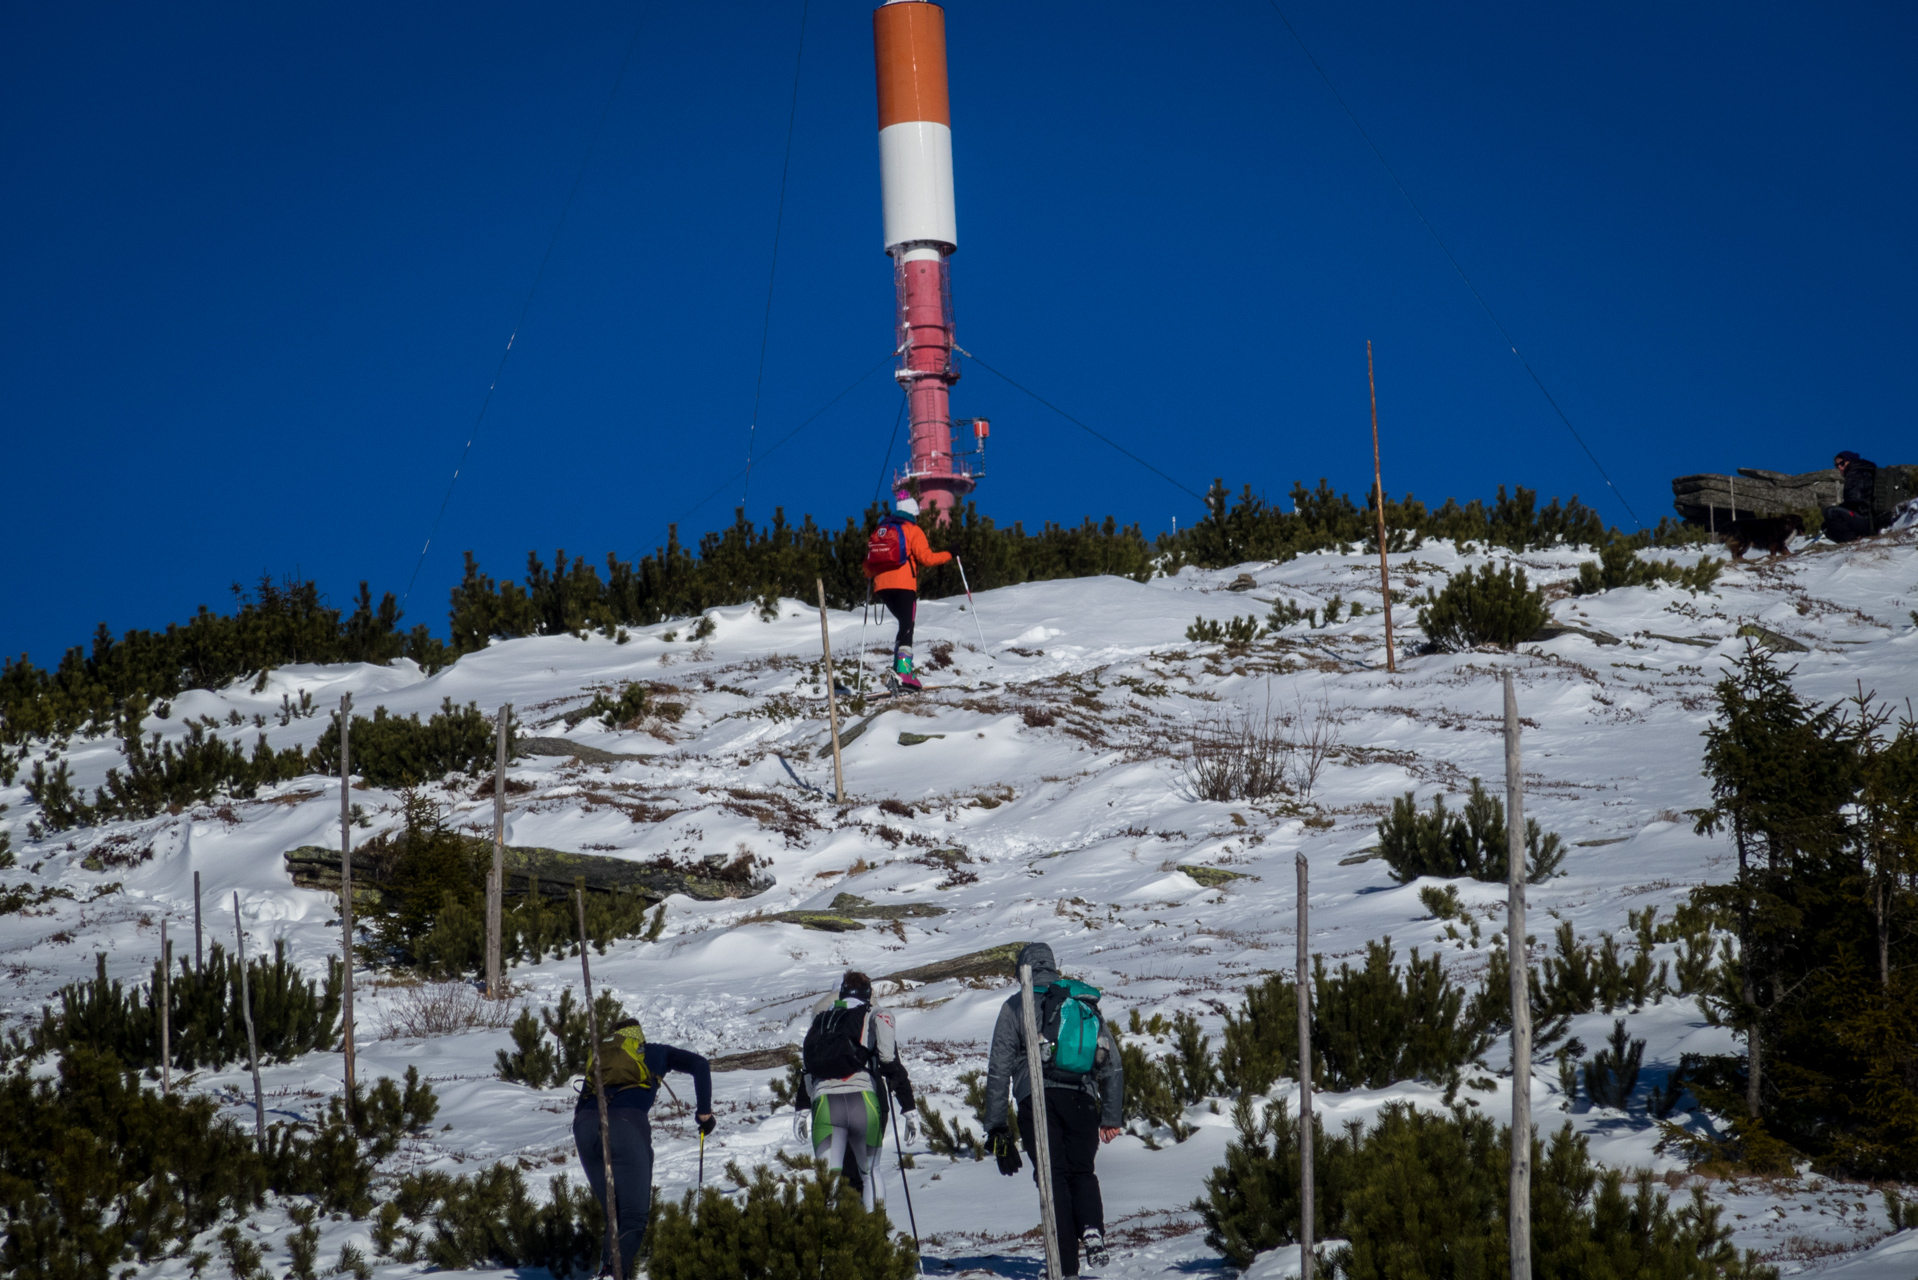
[812,1090,886,1209]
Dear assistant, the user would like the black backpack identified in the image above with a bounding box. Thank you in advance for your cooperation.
[802,1004,872,1079]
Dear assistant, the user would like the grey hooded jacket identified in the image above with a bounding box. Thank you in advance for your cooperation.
[982,942,1124,1132]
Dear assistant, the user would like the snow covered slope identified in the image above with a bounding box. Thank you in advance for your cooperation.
[4,530,1916,1278]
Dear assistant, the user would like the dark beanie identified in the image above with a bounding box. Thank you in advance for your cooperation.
[841,971,872,1000]
[1836,450,1861,463]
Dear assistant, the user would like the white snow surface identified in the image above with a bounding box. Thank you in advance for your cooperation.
[4,532,1917,1278]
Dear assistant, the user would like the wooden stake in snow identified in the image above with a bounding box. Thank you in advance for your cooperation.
[338,692,356,1095]
[1297,852,1314,1280]
[234,892,264,1146]
[817,579,847,803]
[1020,963,1064,1280]
[1504,671,1533,1278]
[193,870,203,973]
[576,880,623,1280]
[1368,340,1396,674]
[487,704,510,996]
[159,918,171,1098]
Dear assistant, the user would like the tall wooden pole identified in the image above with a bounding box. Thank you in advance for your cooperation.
[159,919,171,1098]
[576,882,623,1280]
[234,892,264,1145]
[1296,853,1314,1279]
[1368,341,1396,674]
[816,579,847,803]
[1504,672,1533,1279]
[193,870,203,973]
[338,693,356,1095]
[487,704,509,996]
[1020,964,1064,1280]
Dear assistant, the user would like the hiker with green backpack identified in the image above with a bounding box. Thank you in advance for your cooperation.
[574,1018,714,1277]
[981,942,1124,1276]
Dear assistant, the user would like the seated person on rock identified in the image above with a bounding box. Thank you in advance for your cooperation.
[1822,451,1877,543]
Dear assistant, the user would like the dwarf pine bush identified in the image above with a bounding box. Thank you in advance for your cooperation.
[309,698,504,790]
[1573,540,1721,596]
[1198,1099,1778,1278]
[1218,939,1489,1096]
[1415,562,1548,651]
[0,1047,435,1275]
[494,988,628,1088]
[27,698,311,831]
[1684,646,1918,1178]
[1377,776,1567,884]
[380,1165,605,1276]
[25,941,340,1070]
[647,1165,919,1280]
[1583,1018,1646,1109]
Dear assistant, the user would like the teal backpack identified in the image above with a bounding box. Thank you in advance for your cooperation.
[1035,979,1104,1081]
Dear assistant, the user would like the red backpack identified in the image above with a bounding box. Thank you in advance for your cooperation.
[864,516,913,576]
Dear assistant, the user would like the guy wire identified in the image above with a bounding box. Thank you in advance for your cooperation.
[741,0,814,511]
[401,4,654,607]
[1262,0,1642,529]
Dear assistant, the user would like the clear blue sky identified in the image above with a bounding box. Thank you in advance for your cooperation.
[5,1,1911,666]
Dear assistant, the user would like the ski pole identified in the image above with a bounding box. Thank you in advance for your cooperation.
[698,1131,706,1187]
[884,1083,924,1273]
[955,555,989,654]
[857,581,871,698]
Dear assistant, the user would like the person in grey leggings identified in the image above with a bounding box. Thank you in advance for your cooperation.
[796,971,917,1211]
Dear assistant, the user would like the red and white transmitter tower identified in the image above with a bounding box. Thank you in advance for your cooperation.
[873,0,987,522]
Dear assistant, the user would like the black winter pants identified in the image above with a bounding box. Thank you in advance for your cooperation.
[1823,505,1872,543]
[877,588,917,650]
[1017,1086,1105,1276]
[574,1105,654,1276]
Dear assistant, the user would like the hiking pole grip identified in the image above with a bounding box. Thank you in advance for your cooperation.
[1019,964,1064,1280]
[576,882,623,1280]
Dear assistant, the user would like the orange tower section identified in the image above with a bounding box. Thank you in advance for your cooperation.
[874,1,983,519]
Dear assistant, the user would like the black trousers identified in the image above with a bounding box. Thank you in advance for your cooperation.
[574,1105,654,1275]
[1823,505,1871,543]
[877,588,917,650]
[1017,1086,1105,1276]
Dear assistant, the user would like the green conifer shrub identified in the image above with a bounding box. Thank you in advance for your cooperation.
[1583,1019,1646,1109]
[1414,562,1548,651]
[570,681,650,730]
[1687,645,1918,1177]
[25,942,340,1070]
[1185,616,1261,649]
[309,698,505,790]
[917,1068,1004,1160]
[0,1047,431,1275]
[380,1165,604,1276]
[1572,541,1722,596]
[1377,776,1566,883]
[1119,1040,1193,1142]
[491,988,627,1088]
[646,1164,919,1280]
[27,698,310,831]
[0,576,435,748]
[1219,940,1489,1096]
[1198,1097,1778,1278]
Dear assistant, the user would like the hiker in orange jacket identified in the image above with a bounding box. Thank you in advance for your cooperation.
[865,493,950,692]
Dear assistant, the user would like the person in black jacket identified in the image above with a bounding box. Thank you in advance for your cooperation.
[574,1018,714,1277]
[1823,451,1878,543]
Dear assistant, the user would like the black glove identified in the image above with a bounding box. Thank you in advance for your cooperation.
[988,1125,1022,1176]
[697,1113,717,1137]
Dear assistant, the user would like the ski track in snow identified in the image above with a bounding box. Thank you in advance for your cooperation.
[4,533,1917,1278]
